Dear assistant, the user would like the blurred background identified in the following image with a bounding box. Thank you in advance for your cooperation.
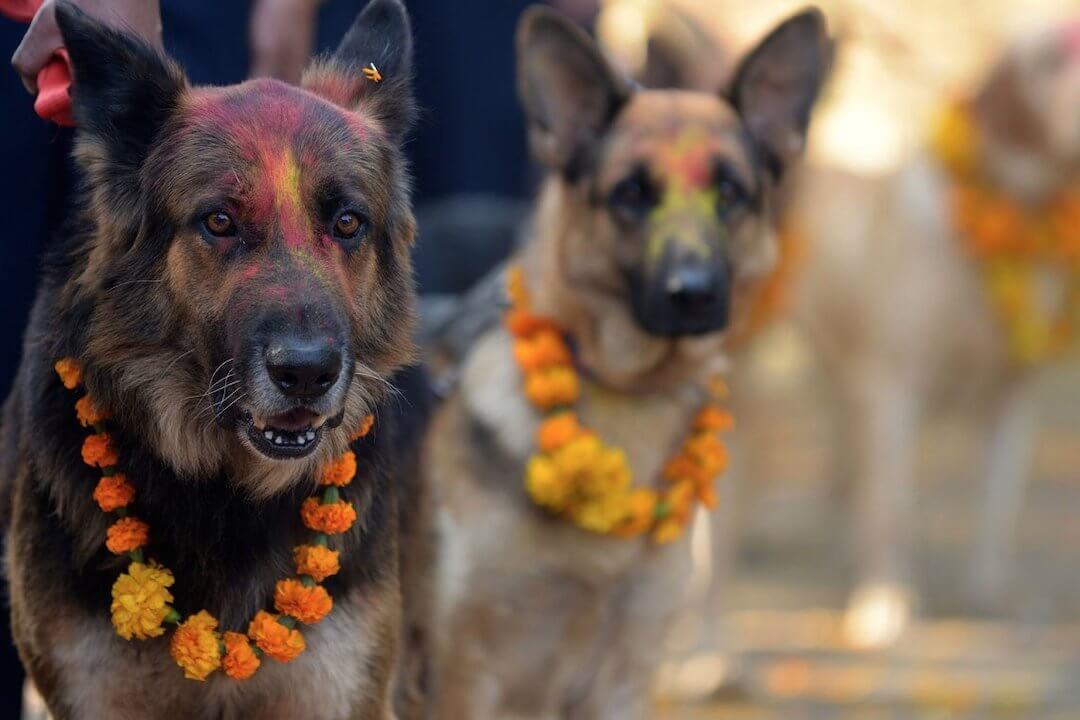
[3,0,1079,718]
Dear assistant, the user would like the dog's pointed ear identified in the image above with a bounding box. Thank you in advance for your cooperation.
[729,8,830,177]
[309,0,415,139]
[56,1,185,205]
[517,6,631,177]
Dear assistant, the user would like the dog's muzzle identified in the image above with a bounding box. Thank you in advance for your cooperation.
[630,256,731,337]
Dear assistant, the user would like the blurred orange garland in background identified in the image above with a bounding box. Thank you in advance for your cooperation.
[933,103,1080,365]
[506,267,733,544]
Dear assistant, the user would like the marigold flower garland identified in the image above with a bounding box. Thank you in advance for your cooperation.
[55,357,374,682]
[932,102,1080,365]
[505,267,733,544]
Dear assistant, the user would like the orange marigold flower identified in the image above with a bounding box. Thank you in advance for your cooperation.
[662,455,710,487]
[664,480,696,522]
[222,631,261,680]
[274,579,333,625]
[75,395,111,427]
[82,432,119,469]
[170,610,222,681]
[612,489,658,538]
[524,365,579,409]
[350,414,375,441]
[248,611,305,663]
[106,517,149,555]
[320,451,357,487]
[514,329,572,372]
[54,357,83,390]
[504,309,554,338]
[693,406,734,432]
[294,544,340,582]
[536,412,584,453]
[697,483,718,509]
[93,473,135,512]
[300,498,357,534]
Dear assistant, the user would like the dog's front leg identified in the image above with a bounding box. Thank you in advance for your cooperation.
[968,377,1037,608]
[843,369,922,649]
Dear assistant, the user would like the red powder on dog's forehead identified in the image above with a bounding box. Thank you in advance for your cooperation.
[657,127,713,191]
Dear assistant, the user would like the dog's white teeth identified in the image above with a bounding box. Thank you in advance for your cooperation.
[306,431,316,441]
[312,416,327,429]
[274,436,284,445]
[264,430,274,440]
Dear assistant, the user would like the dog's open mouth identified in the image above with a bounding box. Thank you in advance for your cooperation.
[243,408,328,460]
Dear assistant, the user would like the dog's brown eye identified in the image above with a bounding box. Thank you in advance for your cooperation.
[203,211,236,237]
[333,211,365,240]
[716,179,744,208]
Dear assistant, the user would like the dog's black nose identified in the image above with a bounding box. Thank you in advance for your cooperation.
[665,265,721,315]
[265,338,342,399]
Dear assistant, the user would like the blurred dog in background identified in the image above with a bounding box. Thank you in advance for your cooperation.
[422,5,830,717]
[783,19,1080,647]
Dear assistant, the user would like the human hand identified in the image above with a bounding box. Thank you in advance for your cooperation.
[250,0,320,85]
[11,0,163,93]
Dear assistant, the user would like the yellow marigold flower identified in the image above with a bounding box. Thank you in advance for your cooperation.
[105,517,149,555]
[300,498,357,534]
[54,357,83,390]
[553,436,630,500]
[82,432,119,468]
[93,473,135,512]
[514,329,572,372]
[350,414,375,441]
[274,579,333,625]
[524,366,579,409]
[110,562,174,640]
[320,451,357,487]
[294,544,340,582]
[524,455,571,511]
[570,498,627,534]
[170,610,222,681]
[248,611,305,663]
[653,517,686,544]
[536,412,583,453]
[75,395,110,427]
[612,489,657,538]
[222,631,261,680]
[693,406,733,432]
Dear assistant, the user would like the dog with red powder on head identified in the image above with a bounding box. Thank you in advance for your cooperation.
[0,1,433,718]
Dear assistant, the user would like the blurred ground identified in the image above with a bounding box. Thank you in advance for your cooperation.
[655,329,1080,719]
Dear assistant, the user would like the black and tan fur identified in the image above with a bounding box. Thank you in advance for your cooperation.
[1,1,429,718]
[424,7,830,718]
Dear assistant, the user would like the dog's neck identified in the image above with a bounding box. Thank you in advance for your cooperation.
[518,179,728,394]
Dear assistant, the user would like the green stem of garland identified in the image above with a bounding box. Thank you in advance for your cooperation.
[300,575,316,588]
[277,615,298,630]
[313,533,328,547]
[164,608,181,625]
[129,548,145,564]
[321,486,340,505]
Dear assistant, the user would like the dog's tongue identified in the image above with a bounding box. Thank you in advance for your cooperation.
[269,408,318,431]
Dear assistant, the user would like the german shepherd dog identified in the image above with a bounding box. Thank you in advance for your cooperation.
[1,1,427,718]
[424,7,830,718]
